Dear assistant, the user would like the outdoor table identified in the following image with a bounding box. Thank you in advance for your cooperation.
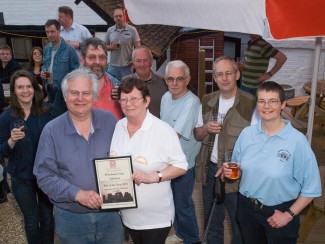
[286,95,310,117]
[303,80,325,106]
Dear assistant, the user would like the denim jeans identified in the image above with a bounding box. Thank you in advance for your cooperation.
[107,65,132,81]
[240,85,257,96]
[11,177,54,244]
[54,206,124,244]
[237,194,300,244]
[172,167,200,244]
[202,163,243,244]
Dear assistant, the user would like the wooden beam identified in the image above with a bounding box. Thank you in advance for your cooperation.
[198,49,206,101]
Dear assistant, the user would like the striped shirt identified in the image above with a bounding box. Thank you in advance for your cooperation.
[242,37,278,89]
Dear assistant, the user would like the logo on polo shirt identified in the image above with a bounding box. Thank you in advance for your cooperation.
[277,150,291,162]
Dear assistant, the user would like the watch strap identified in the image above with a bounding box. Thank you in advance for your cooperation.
[157,171,162,183]
[286,208,295,217]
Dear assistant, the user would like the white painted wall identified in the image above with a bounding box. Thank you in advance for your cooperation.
[225,32,325,96]
[1,0,106,25]
[267,38,325,96]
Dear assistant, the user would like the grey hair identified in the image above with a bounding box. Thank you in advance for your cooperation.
[165,60,190,77]
[132,45,153,61]
[213,56,238,76]
[61,68,99,99]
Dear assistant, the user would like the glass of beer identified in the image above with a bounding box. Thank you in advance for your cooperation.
[225,150,240,180]
[42,66,51,79]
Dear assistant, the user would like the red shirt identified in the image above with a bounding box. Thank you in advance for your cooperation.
[93,74,122,120]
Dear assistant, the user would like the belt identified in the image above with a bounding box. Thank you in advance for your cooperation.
[249,197,264,209]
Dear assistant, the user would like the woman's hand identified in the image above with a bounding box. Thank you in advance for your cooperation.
[215,163,241,181]
[132,171,158,186]
[8,127,25,148]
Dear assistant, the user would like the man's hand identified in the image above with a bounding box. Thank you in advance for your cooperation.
[75,190,102,209]
[205,121,222,134]
[257,72,272,83]
[267,209,293,228]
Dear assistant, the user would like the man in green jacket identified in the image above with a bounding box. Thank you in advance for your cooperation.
[194,56,256,244]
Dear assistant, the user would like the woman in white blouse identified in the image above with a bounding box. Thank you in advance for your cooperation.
[110,77,188,244]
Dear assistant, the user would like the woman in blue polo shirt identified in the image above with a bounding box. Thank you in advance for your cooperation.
[223,81,321,244]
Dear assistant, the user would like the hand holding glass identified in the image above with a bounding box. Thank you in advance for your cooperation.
[42,66,51,79]
[225,150,240,180]
[13,119,25,132]
[213,113,225,124]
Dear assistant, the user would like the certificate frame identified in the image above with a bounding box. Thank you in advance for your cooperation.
[93,156,137,210]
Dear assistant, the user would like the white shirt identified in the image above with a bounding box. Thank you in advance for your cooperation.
[110,111,188,230]
[196,96,235,163]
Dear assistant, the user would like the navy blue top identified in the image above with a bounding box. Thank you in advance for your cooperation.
[0,106,52,179]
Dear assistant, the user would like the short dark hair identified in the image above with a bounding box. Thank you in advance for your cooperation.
[0,44,12,55]
[45,19,60,30]
[118,77,150,102]
[80,38,107,58]
[10,70,48,118]
[58,6,73,19]
[257,81,286,104]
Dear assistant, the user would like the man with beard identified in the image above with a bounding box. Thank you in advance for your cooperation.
[80,38,122,120]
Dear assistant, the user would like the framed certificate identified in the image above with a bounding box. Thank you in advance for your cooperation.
[94,156,137,210]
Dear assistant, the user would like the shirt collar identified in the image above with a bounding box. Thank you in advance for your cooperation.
[65,111,95,136]
[256,119,291,139]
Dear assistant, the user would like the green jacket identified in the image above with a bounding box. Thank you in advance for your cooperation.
[195,89,256,193]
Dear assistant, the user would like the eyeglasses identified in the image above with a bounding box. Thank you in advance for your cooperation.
[33,52,42,56]
[119,97,143,105]
[165,76,186,83]
[86,55,107,62]
[257,99,280,107]
[215,71,236,79]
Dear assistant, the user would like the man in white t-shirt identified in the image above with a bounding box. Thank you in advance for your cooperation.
[194,56,256,244]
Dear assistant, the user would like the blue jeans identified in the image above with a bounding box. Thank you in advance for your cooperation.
[237,194,299,244]
[240,85,257,96]
[54,206,124,244]
[11,177,54,244]
[172,167,199,244]
[202,163,243,244]
[107,65,132,81]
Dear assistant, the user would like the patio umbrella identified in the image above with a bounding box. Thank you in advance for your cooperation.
[124,0,325,144]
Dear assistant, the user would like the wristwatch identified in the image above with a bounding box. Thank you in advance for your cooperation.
[286,208,295,217]
[157,171,163,183]
[266,71,273,77]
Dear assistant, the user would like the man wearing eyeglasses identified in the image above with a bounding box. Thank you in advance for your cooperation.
[161,60,201,244]
[80,37,122,120]
[122,46,167,118]
[194,56,256,244]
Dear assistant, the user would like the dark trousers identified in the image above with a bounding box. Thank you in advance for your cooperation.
[126,226,171,244]
[11,177,54,244]
[203,162,243,244]
[237,193,300,244]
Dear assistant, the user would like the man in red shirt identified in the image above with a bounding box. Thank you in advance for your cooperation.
[80,38,122,120]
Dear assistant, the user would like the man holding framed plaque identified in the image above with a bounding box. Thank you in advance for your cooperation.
[34,68,124,244]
